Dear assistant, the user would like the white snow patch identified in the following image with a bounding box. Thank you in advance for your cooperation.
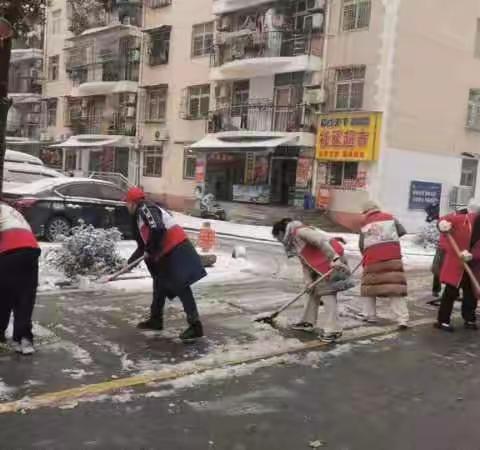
[47,341,93,365]
[0,380,16,400]
[62,369,95,380]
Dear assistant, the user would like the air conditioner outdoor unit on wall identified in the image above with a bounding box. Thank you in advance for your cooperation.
[127,94,136,105]
[154,129,169,141]
[305,88,326,105]
[126,106,136,118]
[450,185,473,208]
[40,132,51,142]
[310,0,326,11]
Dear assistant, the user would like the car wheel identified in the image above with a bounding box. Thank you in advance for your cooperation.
[45,216,71,242]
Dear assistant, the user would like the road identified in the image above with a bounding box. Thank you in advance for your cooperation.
[0,235,458,450]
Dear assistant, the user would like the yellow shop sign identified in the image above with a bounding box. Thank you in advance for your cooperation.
[316,112,382,161]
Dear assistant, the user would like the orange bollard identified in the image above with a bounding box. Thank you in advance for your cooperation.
[198,222,216,253]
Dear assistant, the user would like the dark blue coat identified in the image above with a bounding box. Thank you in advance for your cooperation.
[128,202,206,298]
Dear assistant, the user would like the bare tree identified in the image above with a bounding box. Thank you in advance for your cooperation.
[0,0,45,194]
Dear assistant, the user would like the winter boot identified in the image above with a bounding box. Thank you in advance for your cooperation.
[137,317,164,331]
[180,321,204,343]
[291,322,315,333]
[13,339,35,355]
[434,322,454,332]
[465,321,478,330]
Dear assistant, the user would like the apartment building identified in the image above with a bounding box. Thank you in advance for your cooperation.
[6,34,44,156]
[315,0,480,231]
[43,0,143,184]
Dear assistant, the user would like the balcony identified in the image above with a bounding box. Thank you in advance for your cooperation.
[207,101,315,134]
[68,112,136,137]
[211,30,323,80]
[8,76,42,96]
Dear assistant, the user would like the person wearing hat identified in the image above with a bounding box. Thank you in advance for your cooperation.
[435,199,480,332]
[358,201,410,329]
[124,187,206,342]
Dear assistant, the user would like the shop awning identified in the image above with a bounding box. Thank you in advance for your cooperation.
[50,135,134,148]
[189,132,299,152]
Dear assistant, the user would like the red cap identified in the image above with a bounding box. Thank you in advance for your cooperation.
[124,187,145,204]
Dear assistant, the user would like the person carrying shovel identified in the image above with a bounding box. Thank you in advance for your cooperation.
[435,199,480,332]
[272,218,352,343]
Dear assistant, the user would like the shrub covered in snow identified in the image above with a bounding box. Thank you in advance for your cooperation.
[48,224,125,279]
[414,222,440,249]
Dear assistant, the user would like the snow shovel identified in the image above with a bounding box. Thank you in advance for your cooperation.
[255,268,335,325]
[101,256,146,283]
[446,233,480,295]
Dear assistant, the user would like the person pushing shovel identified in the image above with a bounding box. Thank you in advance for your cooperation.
[435,199,480,332]
[272,218,353,343]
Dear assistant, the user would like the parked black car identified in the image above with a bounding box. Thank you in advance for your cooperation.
[4,178,132,241]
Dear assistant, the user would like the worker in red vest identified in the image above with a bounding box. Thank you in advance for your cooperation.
[0,200,40,355]
[125,187,207,342]
[359,201,409,329]
[435,200,480,332]
[272,218,352,343]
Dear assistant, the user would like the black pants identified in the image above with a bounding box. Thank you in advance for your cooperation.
[0,249,39,342]
[151,277,200,324]
[432,274,442,296]
[438,274,477,324]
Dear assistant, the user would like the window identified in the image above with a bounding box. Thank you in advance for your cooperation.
[191,22,214,57]
[467,89,480,131]
[59,183,101,199]
[65,150,76,171]
[51,10,62,35]
[146,87,168,122]
[143,145,163,177]
[232,80,249,116]
[48,55,59,81]
[335,66,366,110]
[461,158,479,189]
[148,0,172,7]
[183,149,196,179]
[342,0,371,31]
[149,28,171,65]
[188,85,210,119]
[327,162,359,186]
[99,185,125,201]
[47,99,57,127]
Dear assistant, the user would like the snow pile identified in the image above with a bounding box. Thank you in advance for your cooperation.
[45,224,126,280]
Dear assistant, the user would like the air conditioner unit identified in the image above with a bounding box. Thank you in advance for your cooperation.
[154,129,169,141]
[309,0,326,11]
[218,84,231,99]
[305,88,326,105]
[450,185,473,208]
[40,132,51,142]
[126,106,136,118]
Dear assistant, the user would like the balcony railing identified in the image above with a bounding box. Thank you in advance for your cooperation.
[211,30,323,67]
[207,101,315,134]
[68,113,136,136]
[8,76,42,95]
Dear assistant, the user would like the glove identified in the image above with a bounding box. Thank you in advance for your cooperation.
[438,220,452,233]
[461,250,473,262]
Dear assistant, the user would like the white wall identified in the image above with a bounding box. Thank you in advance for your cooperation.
[377,146,464,232]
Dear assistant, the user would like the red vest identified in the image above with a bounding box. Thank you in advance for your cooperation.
[138,206,187,257]
[293,227,345,274]
[361,211,402,266]
[0,204,39,255]
[439,212,475,287]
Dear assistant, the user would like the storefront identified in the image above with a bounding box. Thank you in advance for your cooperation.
[315,111,382,227]
[190,132,315,206]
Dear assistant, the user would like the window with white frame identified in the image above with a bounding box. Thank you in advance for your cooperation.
[149,27,171,65]
[334,66,365,110]
[143,145,163,177]
[146,87,168,122]
[183,149,196,179]
[191,22,214,57]
[188,85,210,119]
[48,55,59,81]
[342,0,371,31]
[51,10,62,35]
[467,89,480,131]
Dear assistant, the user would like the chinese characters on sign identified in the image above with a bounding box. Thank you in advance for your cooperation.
[316,112,382,162]
[408,181,442,210]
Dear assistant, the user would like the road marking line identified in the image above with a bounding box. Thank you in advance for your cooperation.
[0,317,434,414]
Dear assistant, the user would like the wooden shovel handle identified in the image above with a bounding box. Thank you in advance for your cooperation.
[446,233,480,295]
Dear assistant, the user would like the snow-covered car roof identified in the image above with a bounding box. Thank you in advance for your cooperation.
[5,149,43,166]
[4,177,121,195]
